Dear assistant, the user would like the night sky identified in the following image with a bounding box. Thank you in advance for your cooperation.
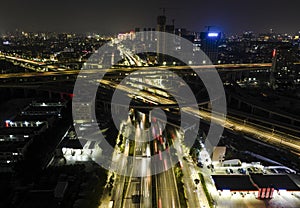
[0,0,299,35]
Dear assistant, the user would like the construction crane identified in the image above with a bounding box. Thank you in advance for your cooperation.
[205,26,215,32]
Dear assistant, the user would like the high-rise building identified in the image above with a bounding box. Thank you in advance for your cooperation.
[165,24,175,34]
[157,15,167,32]
[200,32,221,64]
[270,45,299,89]
[156,14,167,64]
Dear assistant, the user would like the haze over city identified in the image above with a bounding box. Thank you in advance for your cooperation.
[0,0,300,34]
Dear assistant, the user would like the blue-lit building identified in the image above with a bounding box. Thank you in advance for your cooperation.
[200,32,222,64]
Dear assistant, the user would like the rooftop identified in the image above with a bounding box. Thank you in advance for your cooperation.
[212,175,258,191]
[251,174,300,191]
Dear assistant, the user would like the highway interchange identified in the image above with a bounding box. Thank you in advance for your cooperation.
[1,52,300,207]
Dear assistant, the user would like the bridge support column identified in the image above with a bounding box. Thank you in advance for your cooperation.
[291,119,295,125]
[104,103,109,113]
[227,95,232,106]
[48,91,53,99]
[251,105,255,114]
[23,88,28,98]
[9,88,15,97]
[208,102,212,110]
[34,89,39,98]
[237,72,243,81]
[268,112,273,119]
[237,100,241,109]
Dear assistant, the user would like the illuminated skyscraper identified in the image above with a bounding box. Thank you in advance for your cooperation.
[200,32,221,64]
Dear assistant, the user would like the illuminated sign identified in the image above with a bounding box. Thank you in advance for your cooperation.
[208,33,219,37]
[272,49,277,58]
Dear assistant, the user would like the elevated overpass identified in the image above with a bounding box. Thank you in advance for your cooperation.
[0,63,272,84]
[1,57,299,154]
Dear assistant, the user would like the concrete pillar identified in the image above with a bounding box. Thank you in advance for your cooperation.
[48,91,53,99]
[291,119,295,125]
[23,89,28,98]
[9,88,15,97]
[251,106,255,114]
[227,95,232,105]
[237,100,241,109]
[104,103,109,113]
[232,73,236,81]
[238,72,242,80]
[268,112,273,119]
[35,89,40,97]
[208,102,212,110]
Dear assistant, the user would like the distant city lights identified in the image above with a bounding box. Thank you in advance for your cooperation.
[3,41,10,45]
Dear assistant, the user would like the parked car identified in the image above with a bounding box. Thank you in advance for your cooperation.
[247,167,253,173]
[197,162,204,168]
[238,168,246,174]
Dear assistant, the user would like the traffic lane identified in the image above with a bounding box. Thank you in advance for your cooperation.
[155,153,180,208]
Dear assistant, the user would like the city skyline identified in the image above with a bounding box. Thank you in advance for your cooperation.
[0,2,300,207]
[0,0,300,35]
